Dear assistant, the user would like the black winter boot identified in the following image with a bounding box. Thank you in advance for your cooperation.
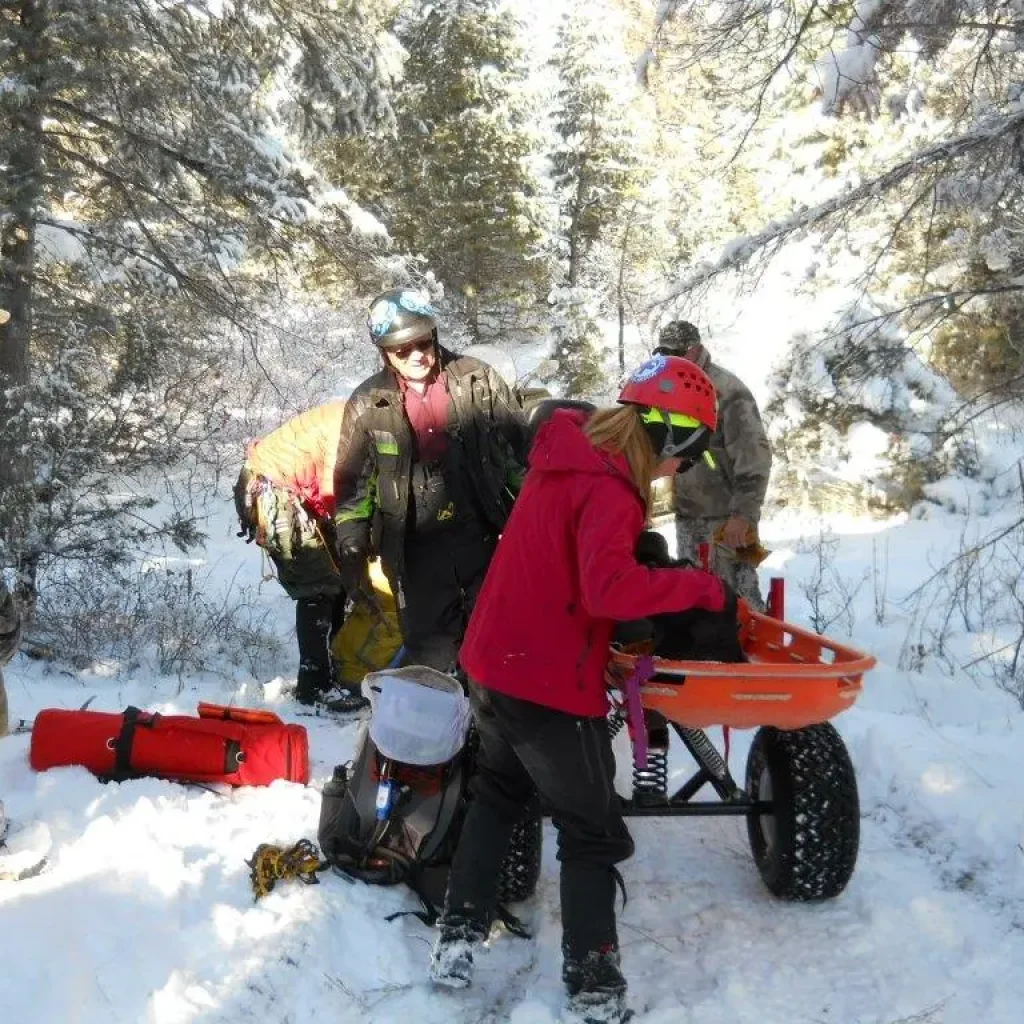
[562,947,631,1024]
[317,687,370,714]
[429,913,488,989]
[430,797,518,989]
[561,863,631,1023]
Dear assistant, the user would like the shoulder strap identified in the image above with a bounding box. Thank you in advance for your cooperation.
[416,752,467,865]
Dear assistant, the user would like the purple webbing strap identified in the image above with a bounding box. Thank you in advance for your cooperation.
[625,655,656,770]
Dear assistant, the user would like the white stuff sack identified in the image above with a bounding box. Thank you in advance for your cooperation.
[364,666,472,766]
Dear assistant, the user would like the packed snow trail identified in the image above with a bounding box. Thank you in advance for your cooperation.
[2,670,1023,1024]
[3,501,1024,1023]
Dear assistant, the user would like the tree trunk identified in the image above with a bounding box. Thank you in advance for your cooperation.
[0,0,48,608]
[615,202,638,374]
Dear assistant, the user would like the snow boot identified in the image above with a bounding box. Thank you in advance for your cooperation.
[562,947,632,1024]
[294,670,328,706]
[429,914,488,989]
[317,686,370,715]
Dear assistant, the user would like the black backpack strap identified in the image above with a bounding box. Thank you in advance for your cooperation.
[383,883,532,940]
[384,869,441,927]
[333,843,411,887]
[416,752,466,865]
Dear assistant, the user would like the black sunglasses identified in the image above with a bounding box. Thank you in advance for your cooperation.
[389,337,434,360]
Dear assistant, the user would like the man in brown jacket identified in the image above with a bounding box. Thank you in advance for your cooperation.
[654,321,772,609]
[0,578,22,737]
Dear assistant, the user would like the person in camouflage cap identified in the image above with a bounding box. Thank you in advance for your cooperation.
[654,321,772,609]
[0,578,22,738]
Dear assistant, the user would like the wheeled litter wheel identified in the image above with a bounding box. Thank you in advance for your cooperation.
[745,723,859,900]
[497,811,543,903]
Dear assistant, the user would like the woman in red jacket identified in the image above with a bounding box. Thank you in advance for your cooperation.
[429,355,729,1024]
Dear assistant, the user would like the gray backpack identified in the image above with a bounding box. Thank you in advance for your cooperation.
[318,668,541,925]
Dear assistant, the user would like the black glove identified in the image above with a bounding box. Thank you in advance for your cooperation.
[335,538,363,590]
[635,530,671,568]
[343,566,383,619]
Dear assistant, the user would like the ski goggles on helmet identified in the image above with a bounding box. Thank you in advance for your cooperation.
[640,407,716,467]
[368,290,436,341]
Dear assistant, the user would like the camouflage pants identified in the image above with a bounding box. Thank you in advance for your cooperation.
[675,517,766,612]
[0,671,7,738]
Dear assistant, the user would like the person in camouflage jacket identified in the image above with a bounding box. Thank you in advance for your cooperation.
[333,288,527,672]
[654,321,773,609]
[0,578,22,738]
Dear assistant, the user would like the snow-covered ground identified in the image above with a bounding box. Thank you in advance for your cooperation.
[2,483,1023,1024]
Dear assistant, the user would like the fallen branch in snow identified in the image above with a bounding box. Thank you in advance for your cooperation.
[884,997,951,1023]
[959,638,1020,671]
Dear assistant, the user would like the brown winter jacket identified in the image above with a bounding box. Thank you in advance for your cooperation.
[673,344,772,523]
[332,347,527,579]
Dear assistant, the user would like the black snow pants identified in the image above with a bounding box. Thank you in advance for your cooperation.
[294,592,347,702]
[394,523,496,673]
[444,683,635,964]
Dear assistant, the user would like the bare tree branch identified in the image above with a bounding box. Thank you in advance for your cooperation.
[651,104,1024,309]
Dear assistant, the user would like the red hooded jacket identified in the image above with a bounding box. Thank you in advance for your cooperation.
[460,411,726,718]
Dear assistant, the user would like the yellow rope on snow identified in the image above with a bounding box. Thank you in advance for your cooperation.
[247,839,326,900]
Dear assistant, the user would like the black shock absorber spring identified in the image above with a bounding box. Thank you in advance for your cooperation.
[632,749,668,804]
[632,718,670,805]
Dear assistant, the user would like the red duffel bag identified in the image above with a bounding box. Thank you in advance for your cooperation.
[29,702,308,786]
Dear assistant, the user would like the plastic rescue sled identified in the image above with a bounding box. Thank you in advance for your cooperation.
[29,702,308,786]
[606,603,876,731]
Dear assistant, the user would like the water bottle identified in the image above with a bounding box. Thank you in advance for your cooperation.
[318,764,349,859]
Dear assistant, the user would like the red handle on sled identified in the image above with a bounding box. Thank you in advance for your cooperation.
[624,655,656,770]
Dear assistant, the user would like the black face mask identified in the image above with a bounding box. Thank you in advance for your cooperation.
[644,418,711,462]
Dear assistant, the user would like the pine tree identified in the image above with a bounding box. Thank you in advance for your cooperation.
[351,0,547,340]
[0,0,397,601]
[647,0,1024,373]
[547,1,648,395]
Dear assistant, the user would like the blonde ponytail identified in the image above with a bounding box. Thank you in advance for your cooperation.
[584,405,656,512]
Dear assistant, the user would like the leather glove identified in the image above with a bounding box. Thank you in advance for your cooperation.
[713,521,771,567]
[335,539,385,618]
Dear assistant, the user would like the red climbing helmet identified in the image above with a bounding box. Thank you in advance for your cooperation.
[619,355,718,464]
[619,355,718,430]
